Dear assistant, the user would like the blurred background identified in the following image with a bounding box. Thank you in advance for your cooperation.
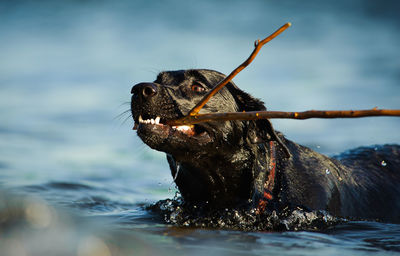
[1,1,400,255]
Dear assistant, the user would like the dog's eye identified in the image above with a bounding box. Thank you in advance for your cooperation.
[191,84,205,93]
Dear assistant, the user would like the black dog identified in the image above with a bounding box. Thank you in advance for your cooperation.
[130,69,400,223]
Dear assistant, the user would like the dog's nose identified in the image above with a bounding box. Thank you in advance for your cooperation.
[131,83,158,98]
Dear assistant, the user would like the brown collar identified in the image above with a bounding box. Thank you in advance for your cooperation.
[256,141,277,214]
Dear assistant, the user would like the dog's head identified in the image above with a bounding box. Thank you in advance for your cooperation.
[131,69,281,207]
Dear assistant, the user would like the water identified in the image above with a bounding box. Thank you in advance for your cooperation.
[1,0,400,255]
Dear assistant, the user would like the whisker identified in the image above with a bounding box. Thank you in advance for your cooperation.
[122,114,133,125]
[173,165,180,182]
[145,67,162,76]
[114,109,131,121]
[119,102,131,107]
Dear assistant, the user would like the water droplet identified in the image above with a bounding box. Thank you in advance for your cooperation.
[381,160,387,166]
[317,145,321,149]
[325,169,330,175]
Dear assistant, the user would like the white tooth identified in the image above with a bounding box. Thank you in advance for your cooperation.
[155,116,160,124]
[176,125,191,131]
[139,115,143,123]
[150,119,155,124]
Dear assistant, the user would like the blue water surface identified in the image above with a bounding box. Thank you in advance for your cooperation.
[1,0,400,255]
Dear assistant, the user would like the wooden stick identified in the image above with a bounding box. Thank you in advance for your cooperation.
[165,23,400,127]
[167,109,400,126]
[186,22,291,117]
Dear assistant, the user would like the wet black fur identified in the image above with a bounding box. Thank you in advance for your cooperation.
[131,69,400,223]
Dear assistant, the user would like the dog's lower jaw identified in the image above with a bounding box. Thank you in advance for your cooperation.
[137,122,213,154]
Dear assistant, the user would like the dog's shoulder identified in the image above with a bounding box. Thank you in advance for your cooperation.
[275,136,343,213]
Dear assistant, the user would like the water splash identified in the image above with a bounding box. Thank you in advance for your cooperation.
[148,198,342,231]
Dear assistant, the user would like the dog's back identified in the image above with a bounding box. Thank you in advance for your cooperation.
[334,144,400,222]
[279,141,400,222]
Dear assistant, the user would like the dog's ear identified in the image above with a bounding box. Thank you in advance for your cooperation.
[227,82,290,158]
[225,82,266,111]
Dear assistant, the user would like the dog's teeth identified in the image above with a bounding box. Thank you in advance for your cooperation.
[179,125,191,131]
[175,125,192,132]
[138,116,161,125]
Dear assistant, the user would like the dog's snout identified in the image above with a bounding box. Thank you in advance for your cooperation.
[131,83,158,99]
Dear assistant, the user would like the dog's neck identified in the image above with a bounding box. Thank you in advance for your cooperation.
[166,140,280,209]
[167,150,250,208]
